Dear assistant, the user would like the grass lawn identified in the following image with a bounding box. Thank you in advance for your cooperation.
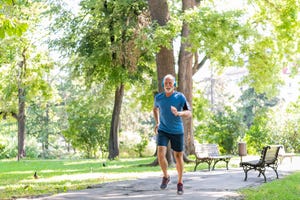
[0,157,197,199]
[239,171,300,200]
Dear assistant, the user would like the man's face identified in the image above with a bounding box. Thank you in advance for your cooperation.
[164,77,175,94]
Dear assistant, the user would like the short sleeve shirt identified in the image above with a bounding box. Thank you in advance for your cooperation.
[154,91,191,134]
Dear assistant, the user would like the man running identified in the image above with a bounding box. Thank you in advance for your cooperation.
[153,74,192,195]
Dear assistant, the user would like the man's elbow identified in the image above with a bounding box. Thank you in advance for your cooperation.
[188,111,192,118]
[185,110,192,118]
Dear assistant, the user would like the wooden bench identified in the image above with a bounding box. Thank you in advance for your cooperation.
[240,145,281,182]
[278,145,295,164]
[194,144,232,171]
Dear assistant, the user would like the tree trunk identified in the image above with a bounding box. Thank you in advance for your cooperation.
[148,0,176,166]
[17,87,26,161]
[108,83,124,160]
[17,48,27,161]
[148,0,175,90]
[178,0,198,155]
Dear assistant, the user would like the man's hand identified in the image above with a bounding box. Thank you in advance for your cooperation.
[171,106,180,116]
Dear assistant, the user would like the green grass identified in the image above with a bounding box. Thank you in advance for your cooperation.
[0,157,197,199]
[240,171,300,200]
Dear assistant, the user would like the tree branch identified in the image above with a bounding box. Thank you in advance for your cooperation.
[192,55,208,76]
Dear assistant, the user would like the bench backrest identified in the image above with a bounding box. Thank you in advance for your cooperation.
[257,145,281,166]
[265,145,281,164]
[195,144,220,157]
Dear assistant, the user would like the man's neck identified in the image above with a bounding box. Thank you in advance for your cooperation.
[165,91,174,97]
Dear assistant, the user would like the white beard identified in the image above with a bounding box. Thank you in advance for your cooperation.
[165,87,174,93]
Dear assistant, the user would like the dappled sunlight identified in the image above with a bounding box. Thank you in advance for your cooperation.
[20,171,162,183]
[2,169,81,176]
[63,160,106,166]
[3,170,35,175]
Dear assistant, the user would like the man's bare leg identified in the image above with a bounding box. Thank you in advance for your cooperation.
[157,146,168,178]
[174,151,184,183]
[157,146,170,189]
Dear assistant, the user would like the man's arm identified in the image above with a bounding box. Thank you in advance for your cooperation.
[177,110,192,118]
[153,107,160,134]
[171,105,192,118]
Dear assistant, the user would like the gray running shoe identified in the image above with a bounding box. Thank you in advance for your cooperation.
[160,176,170,189]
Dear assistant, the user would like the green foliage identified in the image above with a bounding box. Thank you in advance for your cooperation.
[133,136,149,157]
[238,88,279,128]
[184,7,253,68]
[60,80,113,158]
[266,99,300,153]
[119,91,155,158]
[51,0,154,88]
[25,102,66,159]
[192,90,210,122]
[242,37,284,97]
[244,0,300,95]
[245,109,270,154]
[138,16,182,53]
[201,107,245,154]
[63,97,111,158]
[193,89,246,154]
[0,1,28,39]
[0,143,5,155]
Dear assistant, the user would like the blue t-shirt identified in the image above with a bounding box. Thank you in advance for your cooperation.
[154,91,191,134]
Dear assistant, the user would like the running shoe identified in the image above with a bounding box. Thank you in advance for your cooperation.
[160,176,170,189]
[177,182,184,195]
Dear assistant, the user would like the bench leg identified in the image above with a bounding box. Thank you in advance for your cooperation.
[212,161,217,170]
[258,168,267,182]
[242,165,250,181]
[194,162,200,171]
[208,162,211,171]
[225,160,229,170]
[261,172,267,182]
[274,169,279,179]
[244,171,248,181]
[268,164,279,179]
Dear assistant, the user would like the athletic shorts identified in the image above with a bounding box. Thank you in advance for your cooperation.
[157,130,184,152]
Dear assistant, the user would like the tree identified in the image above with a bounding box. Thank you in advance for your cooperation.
[0,0,52,160]
[150,0,300,157]
[147,0,176,165]
[148,0,256,156]
[49,0,154,160]
[177,0,200,155]
[148,0,176,87]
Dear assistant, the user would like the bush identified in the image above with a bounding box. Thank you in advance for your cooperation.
[119,131,155,158]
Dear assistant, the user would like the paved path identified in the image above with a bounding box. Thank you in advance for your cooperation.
[19,157,300,200]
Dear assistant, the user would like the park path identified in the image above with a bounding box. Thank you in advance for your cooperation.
[19,156,300,200]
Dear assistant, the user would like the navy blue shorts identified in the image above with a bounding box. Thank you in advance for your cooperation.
[157,130,184,152]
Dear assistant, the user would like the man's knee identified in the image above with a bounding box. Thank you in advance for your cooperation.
[157,146,166,157]
[174,151,183,159]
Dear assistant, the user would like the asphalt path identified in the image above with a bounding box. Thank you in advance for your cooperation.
[19,156,300,200]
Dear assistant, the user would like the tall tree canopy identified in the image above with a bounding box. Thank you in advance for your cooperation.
[50,0,155,159]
